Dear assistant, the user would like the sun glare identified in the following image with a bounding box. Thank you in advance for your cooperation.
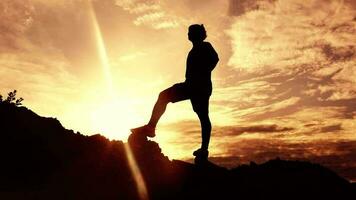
[87,1,139,141]
[88,2,149,199]
[90,98,143,141]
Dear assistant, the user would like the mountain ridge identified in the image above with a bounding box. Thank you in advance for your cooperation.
[0,102,355,200]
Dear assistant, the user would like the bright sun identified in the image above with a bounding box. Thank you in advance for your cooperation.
[90,98,144,141]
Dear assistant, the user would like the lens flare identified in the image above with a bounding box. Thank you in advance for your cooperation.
[124,143,149,200]
[88,1,148,199]
[88,1,113,94]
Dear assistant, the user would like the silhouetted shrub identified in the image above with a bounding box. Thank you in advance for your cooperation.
[0,90,23,106]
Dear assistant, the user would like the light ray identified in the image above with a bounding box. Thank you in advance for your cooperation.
[88,1,149,199]
[124,143,149,200]
[88,0,114,94]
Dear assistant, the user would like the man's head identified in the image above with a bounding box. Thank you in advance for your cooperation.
[188,24,207,43]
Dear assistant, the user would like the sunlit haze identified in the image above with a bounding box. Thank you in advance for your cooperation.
[0,0,355,181]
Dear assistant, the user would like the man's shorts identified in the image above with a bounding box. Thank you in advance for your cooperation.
[159,82,211,114]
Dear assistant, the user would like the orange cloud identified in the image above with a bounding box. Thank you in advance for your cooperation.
[227,0,355,72]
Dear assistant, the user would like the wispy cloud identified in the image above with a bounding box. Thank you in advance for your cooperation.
[227,0,355,72]
[209,124,295,138]
[0,0,34,51]
[115,0,186,29]
[320,124,343,133]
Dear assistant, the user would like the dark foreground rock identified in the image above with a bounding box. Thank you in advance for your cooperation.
[0,103,355,200]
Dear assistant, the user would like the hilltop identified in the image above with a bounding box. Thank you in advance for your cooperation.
[0,102,355,200]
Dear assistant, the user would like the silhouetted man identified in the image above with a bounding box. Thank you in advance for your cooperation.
[131,24,219,159]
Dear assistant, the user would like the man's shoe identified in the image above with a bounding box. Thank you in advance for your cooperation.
[193,148,209,159]
[130,124,156,138]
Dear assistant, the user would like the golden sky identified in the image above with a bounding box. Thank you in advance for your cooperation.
[0,0,355,180]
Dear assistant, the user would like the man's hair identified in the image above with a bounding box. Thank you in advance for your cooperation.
[189,24,207,41]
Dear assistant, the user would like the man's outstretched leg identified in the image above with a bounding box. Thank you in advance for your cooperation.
[131,90,170,137]
[147,91,171,128]
[131,83,190,137]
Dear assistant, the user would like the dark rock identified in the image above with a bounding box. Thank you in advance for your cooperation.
[0,103,355,200]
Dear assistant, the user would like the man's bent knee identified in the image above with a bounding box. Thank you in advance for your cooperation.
[158,90,171,103]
